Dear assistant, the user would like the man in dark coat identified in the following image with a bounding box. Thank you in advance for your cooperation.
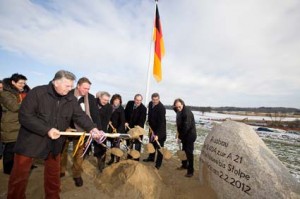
[124,94,147,161]
[143,93,166,170]
[94,91,113,172]
[173,98,197,177]
[60,77,102,187]
[7,70,105,199]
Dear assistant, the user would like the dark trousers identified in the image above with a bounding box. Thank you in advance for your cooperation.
[148,140,164,168]
[7,153,61,199]
[3,142,15,174]
[182,140,194,174]
[93,140,107,159]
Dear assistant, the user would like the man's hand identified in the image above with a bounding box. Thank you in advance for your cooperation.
[154,135,158,141]
[90,128,105,140]
[48,128,60,140]
[125,123,129,129]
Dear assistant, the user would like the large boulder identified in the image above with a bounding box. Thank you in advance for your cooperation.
[96,160,164,199]
[199,121,300,199]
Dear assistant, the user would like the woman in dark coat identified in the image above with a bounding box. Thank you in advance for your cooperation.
[0,73,30,174]
[173,98,197,177]
[107,94,125,165]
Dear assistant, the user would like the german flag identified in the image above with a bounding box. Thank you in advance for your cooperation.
[153,2,165,82]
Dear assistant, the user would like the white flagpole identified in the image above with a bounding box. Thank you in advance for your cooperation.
[144,0,158,106]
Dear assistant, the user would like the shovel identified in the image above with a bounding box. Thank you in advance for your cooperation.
[148,127,172,160]
[127,125,147,139]
[155,140,172,160]
[125,125,155,154]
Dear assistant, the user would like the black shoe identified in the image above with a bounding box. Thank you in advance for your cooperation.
[155,165,160,170]
[73,177,83,187]
[143,158,154,162]
[60,172,65,178]
[107,159,114,165]
[31,165,38,170]
[185,173,193,177]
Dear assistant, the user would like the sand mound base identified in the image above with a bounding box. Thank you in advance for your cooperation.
[96,160,164,199]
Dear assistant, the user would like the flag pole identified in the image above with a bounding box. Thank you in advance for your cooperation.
[144,0,158,106]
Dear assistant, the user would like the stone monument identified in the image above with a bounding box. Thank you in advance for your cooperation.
[199,121,300,199]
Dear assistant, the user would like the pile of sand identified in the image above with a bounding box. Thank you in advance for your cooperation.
[0,155,216,199]
[96,160,164,199]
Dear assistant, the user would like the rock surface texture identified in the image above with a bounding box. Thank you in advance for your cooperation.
[199,121,300,199]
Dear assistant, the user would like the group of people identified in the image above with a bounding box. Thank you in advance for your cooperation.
[0,70,197,198]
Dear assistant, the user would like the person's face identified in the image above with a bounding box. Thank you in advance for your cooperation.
[12,79,26,92]
[113,98,120,107]
[0,83,3,91]
[152,96,160,106]
[134,96,142,106]
[174,101,183,112]
[100,95,110,106]
[77,82,90,96]
[53,78,74,96]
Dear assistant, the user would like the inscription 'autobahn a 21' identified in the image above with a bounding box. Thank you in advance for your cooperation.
[199,121,300,199]
[200,136,252,195]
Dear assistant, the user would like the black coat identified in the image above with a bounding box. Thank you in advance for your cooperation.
[124,100,147,128]
[96,98,113,132]
[71,91,102,130]
[176,106,197,142]
[108,106,125,134]
[14,83,96,159]
[148,101,166,142]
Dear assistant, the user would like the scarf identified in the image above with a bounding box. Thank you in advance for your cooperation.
[112,104,120,113]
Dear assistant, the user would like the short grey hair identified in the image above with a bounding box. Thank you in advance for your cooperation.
[134,94,143,100]
[96,91,110,98]
[53,70,76,81]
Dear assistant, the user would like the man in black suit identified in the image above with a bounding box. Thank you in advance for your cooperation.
[124,94,147,160]
[143,93,166,169]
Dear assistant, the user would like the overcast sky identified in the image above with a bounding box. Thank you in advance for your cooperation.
[0,0,299,108]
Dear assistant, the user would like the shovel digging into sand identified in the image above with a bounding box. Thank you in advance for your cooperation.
[124,126,146,159]
[148,127,172,160]
[155,140,172,160]
[126,126,155,155]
